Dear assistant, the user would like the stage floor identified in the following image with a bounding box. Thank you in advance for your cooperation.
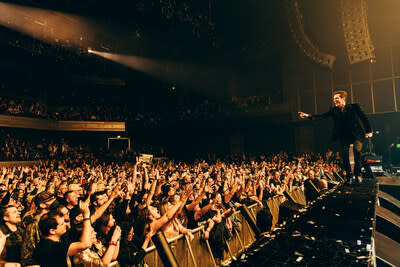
[228,180,377,266]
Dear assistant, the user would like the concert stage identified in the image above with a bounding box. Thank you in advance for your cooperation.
[228,180,378,266]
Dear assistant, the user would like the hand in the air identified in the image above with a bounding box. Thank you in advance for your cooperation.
[298,112,310,119]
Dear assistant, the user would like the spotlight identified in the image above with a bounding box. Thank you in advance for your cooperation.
[88,48,93,53]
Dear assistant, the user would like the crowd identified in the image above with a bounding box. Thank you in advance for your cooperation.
[0,149,342,266]
[0,94,277,124]
[0,131,97,162]
[176,96,275,120]
[0,130,167,164]
[0,97,47,119]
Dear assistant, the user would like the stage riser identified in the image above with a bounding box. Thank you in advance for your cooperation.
[375,178,400,267]
[378,198,400,217]
[376,217,400,244]
[379,185,400,201]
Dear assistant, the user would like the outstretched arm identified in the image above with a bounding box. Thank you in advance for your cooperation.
[298,108,333,120]
[67,201,92,256]
[91,188,120,224]
[145,179,157,207]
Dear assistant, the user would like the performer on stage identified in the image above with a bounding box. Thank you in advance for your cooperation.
[298,91,373,184]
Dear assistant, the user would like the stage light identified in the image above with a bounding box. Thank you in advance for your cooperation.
[0,2,94,49]
[171,86,176,91]
[88,48,93,53]
[396,144,400,149]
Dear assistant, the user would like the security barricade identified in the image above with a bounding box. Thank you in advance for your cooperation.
[137,187,305,267]
[290,187,307,206]
[66,187,305,267]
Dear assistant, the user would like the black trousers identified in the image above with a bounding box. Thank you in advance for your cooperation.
[340,139,363,180]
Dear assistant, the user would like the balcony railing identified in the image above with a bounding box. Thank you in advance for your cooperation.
[0,114,125,132]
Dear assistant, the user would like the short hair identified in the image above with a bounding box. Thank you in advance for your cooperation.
[39,213,59,237]
[0,206,12,223]
[69,206,82,224]
[333,90,348,99]
[94,213,111,237]
[90,190,107,203]
[63,190,74,199]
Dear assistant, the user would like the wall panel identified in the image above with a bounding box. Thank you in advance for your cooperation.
[353,83,373,113]
[374,79,395,112]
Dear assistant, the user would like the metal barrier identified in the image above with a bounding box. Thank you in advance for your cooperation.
[137,187,305,267]
[69,188,305,267]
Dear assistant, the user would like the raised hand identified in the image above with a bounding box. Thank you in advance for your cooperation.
[185,230,194,241]
[111,186,121,198]
[89,183,97,195]
[298,112,310,119]
[181,185,193,202]
[145,228,155,240]
[111,226,122,242]
[203,230,210,240]
[79,201,90,218]
[127,182,135,195]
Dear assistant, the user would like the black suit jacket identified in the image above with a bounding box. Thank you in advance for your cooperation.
[309,104,372,141]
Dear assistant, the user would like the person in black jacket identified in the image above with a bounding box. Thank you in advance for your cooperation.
[299,90,373,183]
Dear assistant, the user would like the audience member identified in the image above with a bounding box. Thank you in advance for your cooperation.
[0,138,341,266]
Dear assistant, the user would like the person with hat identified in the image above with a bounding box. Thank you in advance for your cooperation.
[21,192,59,266]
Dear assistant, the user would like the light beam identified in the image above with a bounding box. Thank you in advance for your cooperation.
[88,50,226,89]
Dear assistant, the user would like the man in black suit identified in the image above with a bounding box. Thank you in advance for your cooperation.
[298,91,373,183]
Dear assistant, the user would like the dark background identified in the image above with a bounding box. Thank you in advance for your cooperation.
[1,0,400,164]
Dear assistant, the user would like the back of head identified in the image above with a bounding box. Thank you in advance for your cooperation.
[39,213,59,237]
